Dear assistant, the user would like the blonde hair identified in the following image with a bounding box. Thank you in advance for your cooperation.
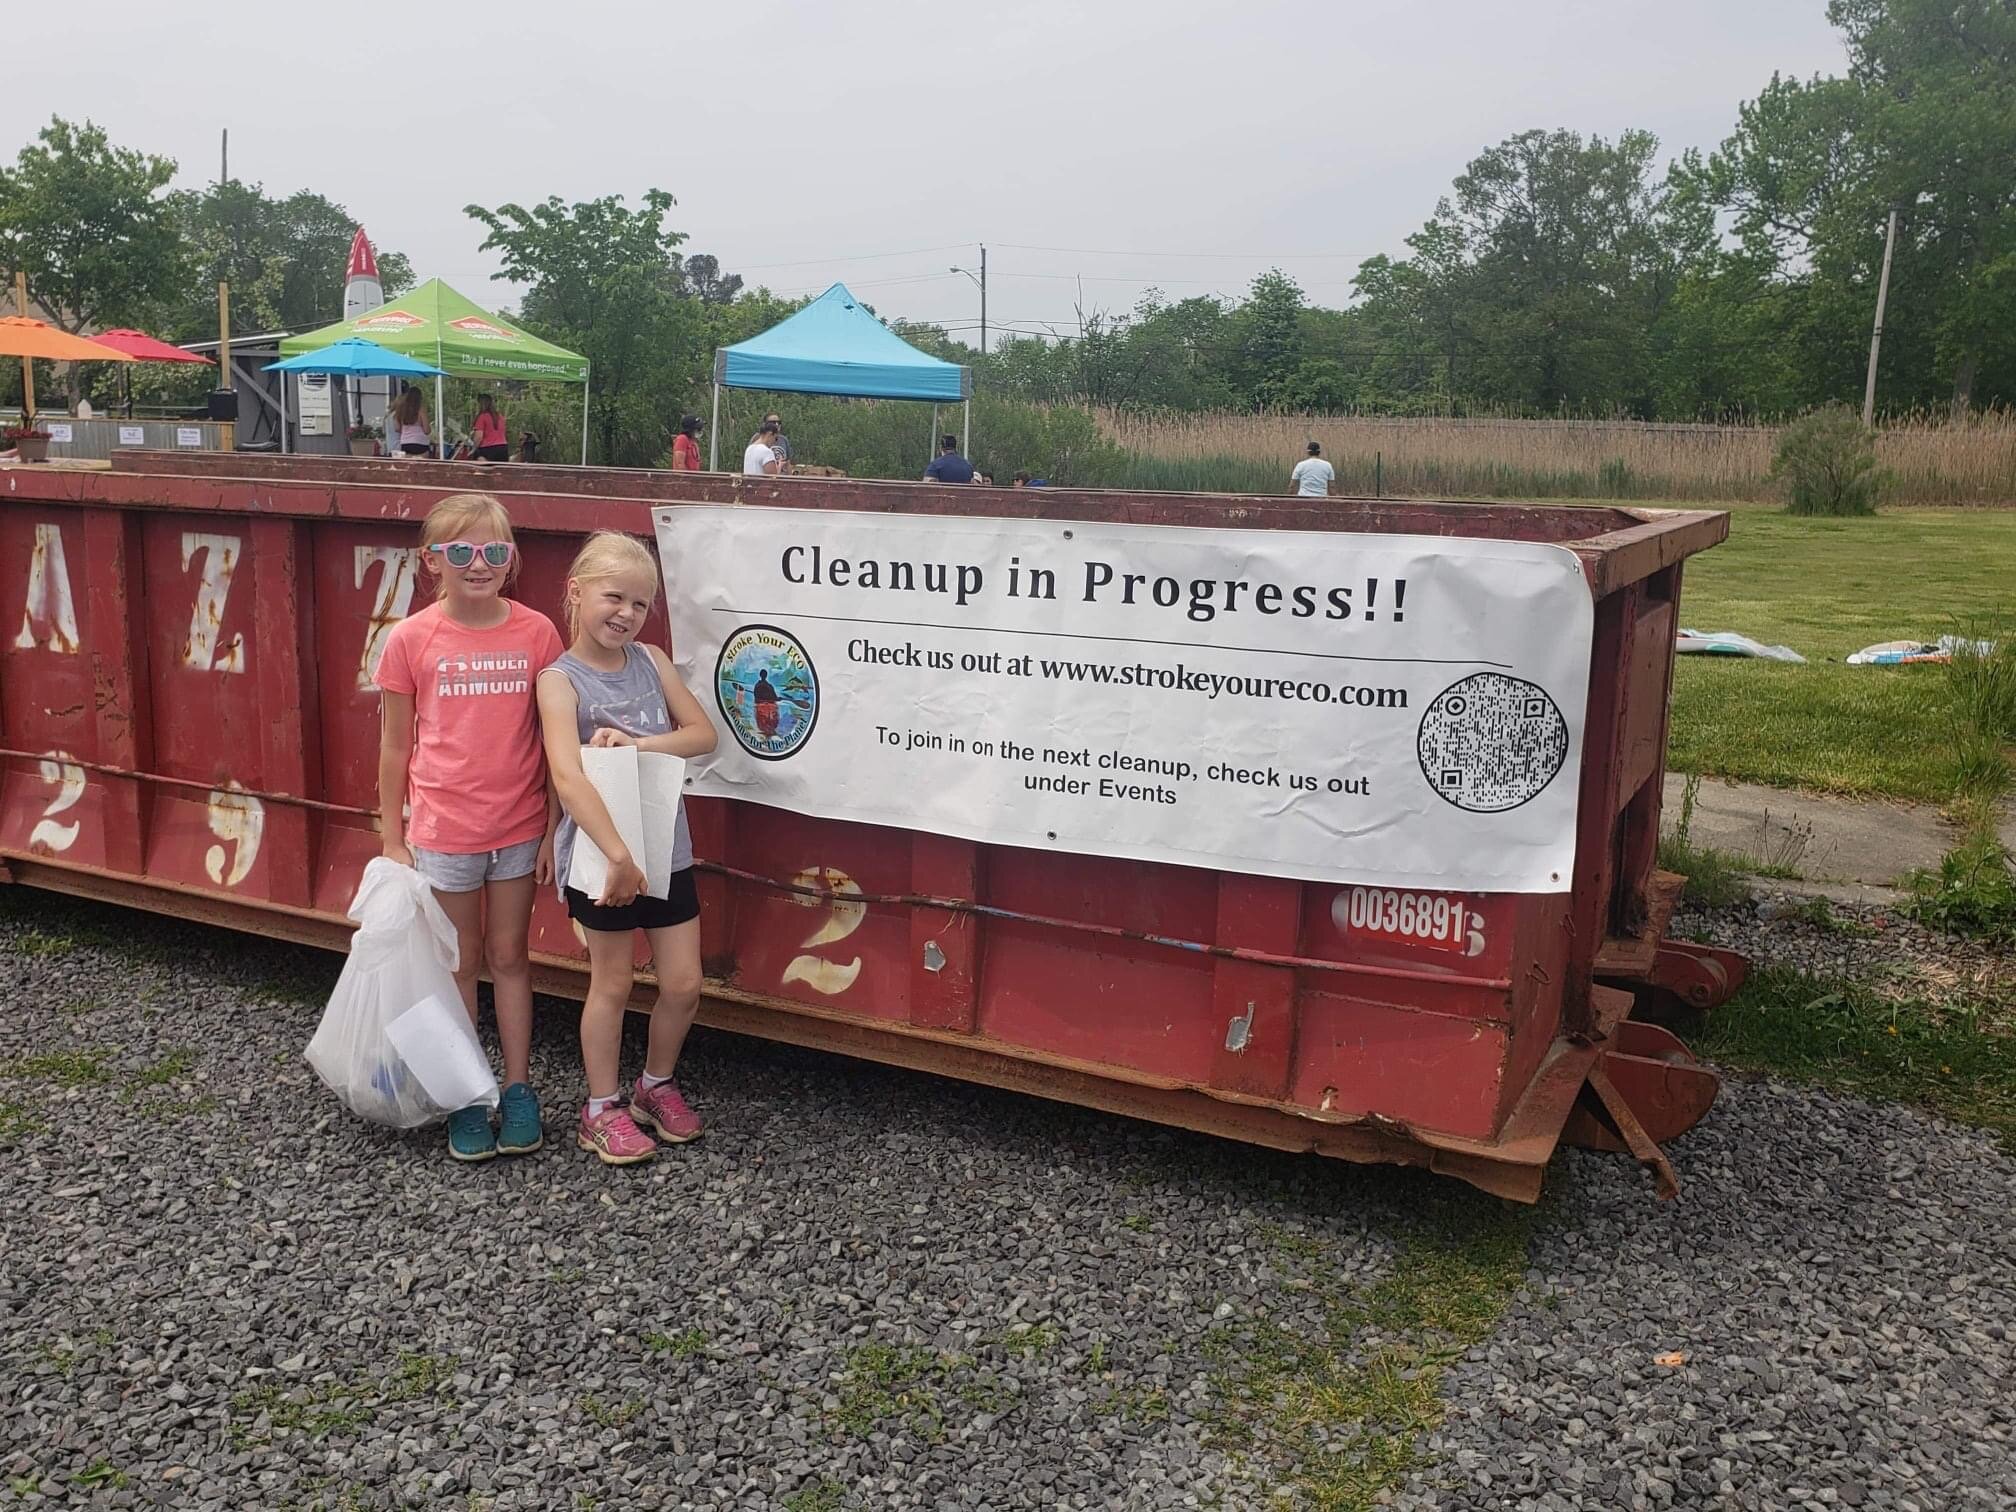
[420,493,520,597]
[563,530,658,639]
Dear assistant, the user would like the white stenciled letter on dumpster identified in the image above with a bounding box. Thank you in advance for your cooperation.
[14,523,80,654]
[180,532,245,673]
[657,506,1596,894]
[355,545,419,690]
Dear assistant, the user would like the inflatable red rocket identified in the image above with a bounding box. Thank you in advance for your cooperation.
[343,228,383,322]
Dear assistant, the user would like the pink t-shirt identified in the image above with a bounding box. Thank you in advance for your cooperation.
[376,599,565,853]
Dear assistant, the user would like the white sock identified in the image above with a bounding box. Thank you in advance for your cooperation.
[586,1093,620,1119]
[638,1070,672,1092]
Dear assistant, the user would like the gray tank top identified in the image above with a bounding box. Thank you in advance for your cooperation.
[542,643,692,896]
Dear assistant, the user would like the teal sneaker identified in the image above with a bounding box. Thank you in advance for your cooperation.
[447,1104,496,1163]
[497,1082,543,1155]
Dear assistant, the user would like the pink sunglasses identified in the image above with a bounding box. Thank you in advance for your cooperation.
[429,540,515,569]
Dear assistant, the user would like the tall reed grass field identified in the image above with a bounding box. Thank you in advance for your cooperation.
[1095,409,2016,506]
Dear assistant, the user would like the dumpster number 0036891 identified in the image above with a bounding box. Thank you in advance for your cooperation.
[1339,886,1484,956]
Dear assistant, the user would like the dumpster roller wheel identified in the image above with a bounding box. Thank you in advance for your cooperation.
[1562,1020,1721,1199]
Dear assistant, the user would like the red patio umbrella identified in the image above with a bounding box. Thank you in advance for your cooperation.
[88,329,213,365]
[87,328,212,418]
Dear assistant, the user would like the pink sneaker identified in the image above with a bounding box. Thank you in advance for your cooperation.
[630,1079,702,1143]
[576,1104,657,1166]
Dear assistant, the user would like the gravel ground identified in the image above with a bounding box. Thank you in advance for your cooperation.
[1673,892,2016,1016]
[2,891,2013,1511]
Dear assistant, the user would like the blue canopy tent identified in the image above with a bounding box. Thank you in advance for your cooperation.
[710,283,973,471]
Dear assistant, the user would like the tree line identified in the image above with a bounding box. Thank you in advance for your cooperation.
[2,0,2008,467]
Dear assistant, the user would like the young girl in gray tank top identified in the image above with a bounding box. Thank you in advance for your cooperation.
[535,532,720,1166]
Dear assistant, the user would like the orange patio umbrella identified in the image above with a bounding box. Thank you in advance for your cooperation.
[0,316,140,363]
[2,316,136,427]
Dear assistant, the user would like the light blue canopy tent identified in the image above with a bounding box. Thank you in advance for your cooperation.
[710,283,973,470]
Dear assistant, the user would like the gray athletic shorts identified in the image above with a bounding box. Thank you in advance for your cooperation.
[410,837,541,893]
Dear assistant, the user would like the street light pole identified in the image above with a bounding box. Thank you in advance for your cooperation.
[950,246,988,356]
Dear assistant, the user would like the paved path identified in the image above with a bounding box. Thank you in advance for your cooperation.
[1661,773,2015,895]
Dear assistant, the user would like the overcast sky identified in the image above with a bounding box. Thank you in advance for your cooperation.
[13,1,1846,340]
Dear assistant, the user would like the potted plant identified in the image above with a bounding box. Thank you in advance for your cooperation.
[4,425,53,463]
[347,422,380,457]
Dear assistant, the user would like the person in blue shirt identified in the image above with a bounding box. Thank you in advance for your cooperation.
[923,434,975,484]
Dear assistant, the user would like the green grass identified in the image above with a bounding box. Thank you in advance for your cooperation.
[1669,508,2016,800]
[1694,967,2016,1151]
[1201,1197,1532,1510]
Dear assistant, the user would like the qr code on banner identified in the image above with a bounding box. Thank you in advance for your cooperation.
[1415,672,1571,813]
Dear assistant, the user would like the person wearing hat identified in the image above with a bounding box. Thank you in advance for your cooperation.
[670,415,704,471]
[1290,440,1335,498]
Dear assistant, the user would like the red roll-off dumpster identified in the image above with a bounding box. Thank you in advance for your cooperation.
[0,452,1744,1199]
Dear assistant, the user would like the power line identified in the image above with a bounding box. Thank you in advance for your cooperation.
[732,242,970,272]
[991,241,1385,260]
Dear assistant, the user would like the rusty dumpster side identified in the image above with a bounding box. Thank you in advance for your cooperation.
[0,453,1743,1199]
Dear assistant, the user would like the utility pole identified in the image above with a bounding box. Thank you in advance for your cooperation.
[220,128,228,186]
[218,281,234,452]
[15,270,36,425]
[1862,208,1898,428]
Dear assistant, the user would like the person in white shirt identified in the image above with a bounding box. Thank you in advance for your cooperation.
[1290,441,1335,498]
[743,419,784,477]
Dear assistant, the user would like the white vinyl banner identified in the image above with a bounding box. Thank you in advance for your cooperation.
[655,507,1595,893]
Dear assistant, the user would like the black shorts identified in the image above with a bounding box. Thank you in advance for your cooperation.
[398,442,432,456]
[475,444,509,462]
[564,867,700,932]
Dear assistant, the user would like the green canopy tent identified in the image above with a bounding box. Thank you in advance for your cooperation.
[279,279,590,460]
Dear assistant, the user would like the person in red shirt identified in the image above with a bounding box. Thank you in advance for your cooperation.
[669,414,703,471]
[470,395,509,462]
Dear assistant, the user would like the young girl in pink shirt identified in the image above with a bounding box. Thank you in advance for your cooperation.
[376,493,565,1162]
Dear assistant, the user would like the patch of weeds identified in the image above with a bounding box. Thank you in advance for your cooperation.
[3,1047,112,1088]
[782,1478,847,1512]
[385,1352,452,1401]
[231,1381,374,1444]
[832,1342,947,1441]
[1083,1338,1108,1375]
[73,1460,130,1490]
[231,1353,452,1450]
[10,1478,42,1496]
[1693,965,2016,1151]
[1000,1321,1060,1357]
[1945,626,2016,751]
[1657,774,1754,907]
[40,1328,113,1374]
[1105,1382,1171,1423]
[1120,1212,1152,1233]
[549,1265,586,1284]
[132,1048,195,1087]
[12,929,75,957]
[1200,1197,1532,1511]
[0,1098,46,1141]
[129,1092,220,1122]
[643,1327,707,1359]
[1904,830,2016,945]
[956,1374,1012,1413]
[578,1393,644,1429]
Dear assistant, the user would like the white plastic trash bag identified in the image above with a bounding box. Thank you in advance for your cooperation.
[305,858,499,1127]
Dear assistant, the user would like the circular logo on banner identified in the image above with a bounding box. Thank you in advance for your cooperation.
[716,625,819,761]
[1416,672,1570,813]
